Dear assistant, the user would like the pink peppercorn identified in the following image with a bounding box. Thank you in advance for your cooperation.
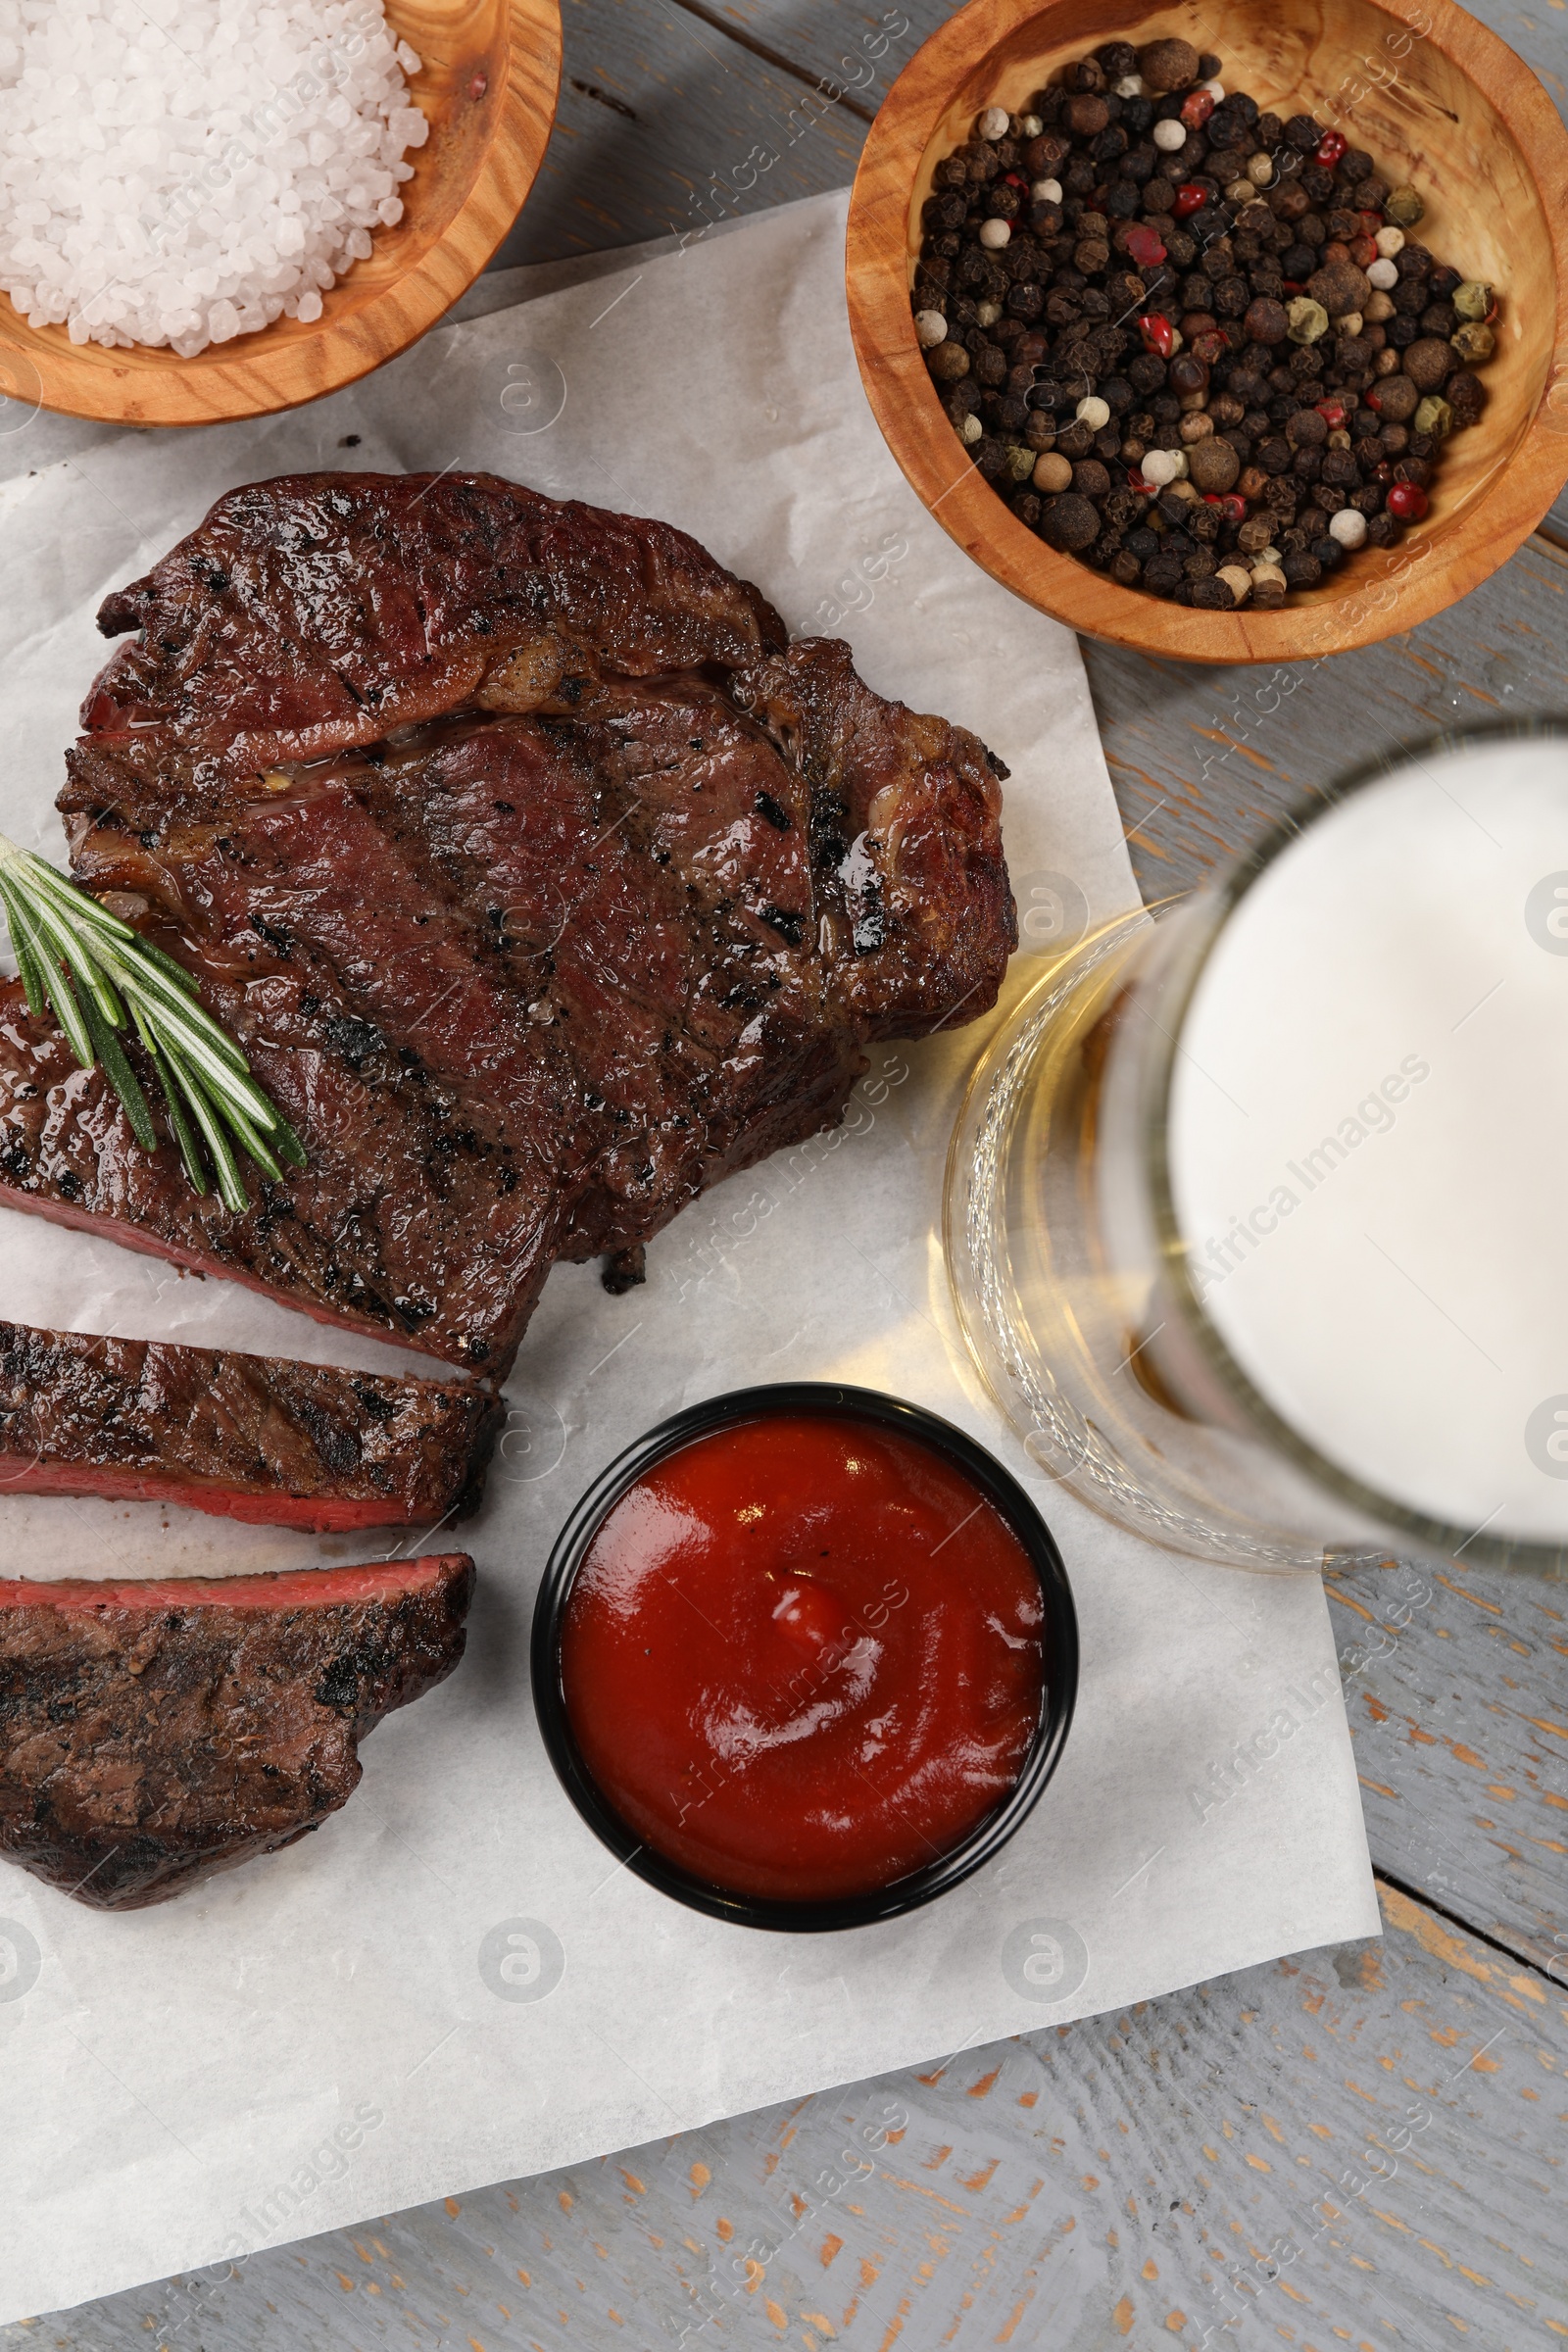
[1139,312,1175,357]
[1173,183,1208,218]
[1125,224,1167,269]
[1316,129,1348,166]
[1181,88,1216,126]
[1387,480,1429,520]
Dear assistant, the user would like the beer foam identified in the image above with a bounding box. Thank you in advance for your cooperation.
[1168,735,1568,1544]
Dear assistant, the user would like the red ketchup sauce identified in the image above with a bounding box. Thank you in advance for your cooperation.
[559,1414,1046,1904]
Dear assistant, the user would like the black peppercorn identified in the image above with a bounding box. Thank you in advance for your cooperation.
[1039,491,1102,551]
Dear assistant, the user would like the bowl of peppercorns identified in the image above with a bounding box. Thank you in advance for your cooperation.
[846,0,1568,660]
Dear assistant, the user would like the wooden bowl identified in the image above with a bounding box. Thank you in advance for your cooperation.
[847,0,1568,663]
[0,0,562,429]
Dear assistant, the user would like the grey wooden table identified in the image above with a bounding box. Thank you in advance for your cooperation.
[9,5,1568,2347]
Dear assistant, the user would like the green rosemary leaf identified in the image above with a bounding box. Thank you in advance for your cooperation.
[80,990,158,1152]
[133,1007,209,1198]
[271,1115,310,1169]
[0,829,306,1208]
[162,1049,250,1215]
[220,1096,286,1184]
[0,876,47,1018]
[31,940,95,1069]
[106,950,252,1074]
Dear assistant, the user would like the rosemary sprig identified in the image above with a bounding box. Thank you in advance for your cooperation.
[0,832,306,1213]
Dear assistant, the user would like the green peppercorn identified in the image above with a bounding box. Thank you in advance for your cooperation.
[1287,296,1330,344]
[1004,442,1037,481]
[1384,185,1424,226]
[1451,279,1493,321]
[1449,320,1494,365]
[1413,395,1453,439]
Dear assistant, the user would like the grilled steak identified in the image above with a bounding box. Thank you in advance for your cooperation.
[0,1320,501,1530]
[0,1552,473,1907]
[3,472,1014,1373]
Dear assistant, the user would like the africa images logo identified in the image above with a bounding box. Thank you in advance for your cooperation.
[1524,1396,1568,1478]
[1001,1918,1090,2005]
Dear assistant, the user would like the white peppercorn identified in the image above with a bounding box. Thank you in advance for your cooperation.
[1374,225,1405,259]
[1019,113,1043,135]
[1076,394,1111,429]
[959,414,983,445]
[1114,74,1146,97]
[977,106,1010,139]
[1152,119,1187,152]
[1328,508,1367,548]
[914,310,949,349]
[1202,77,1225,97]
[1247,150,1274,184]
[1140,448,1180,485]
[978,218,1011,249]
[1216,563,1252,605]
[1366,258,1398,291]
[1250,545,1282,569]
[1032,176,1062,203]
[1225,178,1254,205]
[975,299,1003,325]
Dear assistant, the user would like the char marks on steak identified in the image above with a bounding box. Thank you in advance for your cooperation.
[9,473,1014,1372]
[0,1321,501,1530]
[0,1553,473,1906]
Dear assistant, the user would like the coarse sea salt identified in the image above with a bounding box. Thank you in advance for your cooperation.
[0,0,428,356]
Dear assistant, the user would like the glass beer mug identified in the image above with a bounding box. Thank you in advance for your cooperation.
[947,725,1568,1578]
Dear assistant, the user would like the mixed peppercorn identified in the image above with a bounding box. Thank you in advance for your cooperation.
[913,38,1497,608]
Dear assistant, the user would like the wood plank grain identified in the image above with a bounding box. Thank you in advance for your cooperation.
[486,0,865,271]
[1083,529,1568,901]
[1328,1554,1568,1983]
[20,1883,1562,2350]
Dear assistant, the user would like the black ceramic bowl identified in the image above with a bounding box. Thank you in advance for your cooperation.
[530,1381,1079,1933]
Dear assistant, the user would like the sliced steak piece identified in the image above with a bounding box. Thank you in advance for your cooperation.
[0,1321,502,1530]
[20,473,1015,1373]
[0,1553,473,1907]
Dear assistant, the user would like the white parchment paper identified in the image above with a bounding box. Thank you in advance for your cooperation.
[0,191,1379,2326]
